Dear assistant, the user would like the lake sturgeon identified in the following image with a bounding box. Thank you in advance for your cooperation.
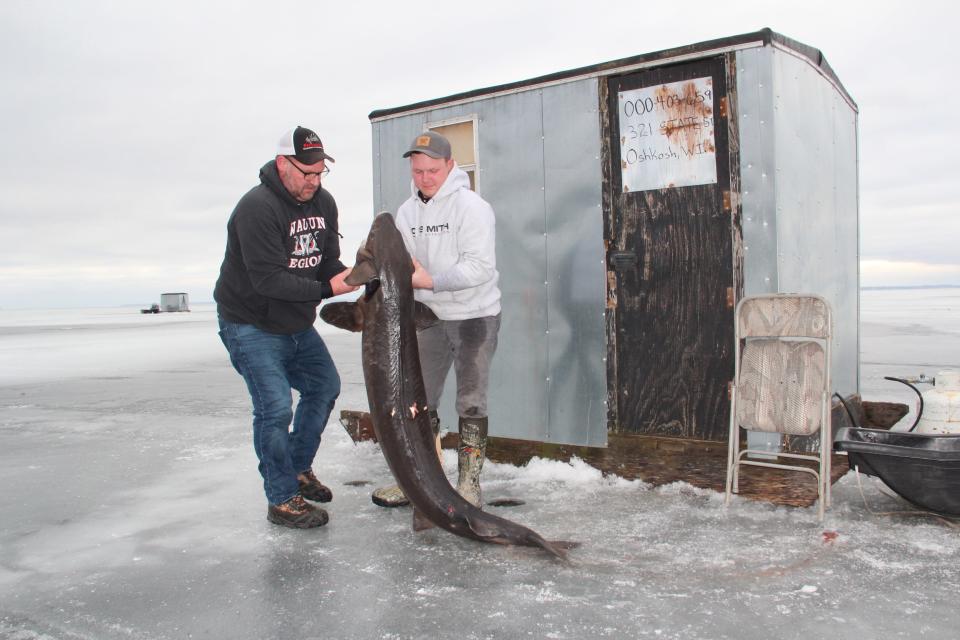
[321,212,574,560]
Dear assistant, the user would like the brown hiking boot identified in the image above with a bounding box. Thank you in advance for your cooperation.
[267,495,328,529]
[297,469,332,503]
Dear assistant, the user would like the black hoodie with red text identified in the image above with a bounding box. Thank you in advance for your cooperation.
[214,160,346,334]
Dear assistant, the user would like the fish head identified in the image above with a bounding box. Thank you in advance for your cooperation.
[353,212,414,300]
[319,212,413,333]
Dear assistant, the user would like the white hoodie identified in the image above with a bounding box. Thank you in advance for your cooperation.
[394,163,501,321]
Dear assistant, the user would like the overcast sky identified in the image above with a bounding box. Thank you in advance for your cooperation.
[1,0,957,308]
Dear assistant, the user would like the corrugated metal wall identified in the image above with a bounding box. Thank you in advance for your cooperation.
[736,45,859,398]
[371,78,608,446]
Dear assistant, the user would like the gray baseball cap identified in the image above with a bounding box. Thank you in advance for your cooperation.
[402,131,451,159]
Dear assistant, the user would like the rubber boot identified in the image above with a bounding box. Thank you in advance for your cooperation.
[371,484,408,508]
[456,416,487,507]
[372,410,441,508]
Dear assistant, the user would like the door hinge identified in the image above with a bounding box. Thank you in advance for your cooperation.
[722,191,732,213]
[719,96,728,119]
[726,287,735,309]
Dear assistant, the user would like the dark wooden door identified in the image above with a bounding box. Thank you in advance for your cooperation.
[602,57,736,441]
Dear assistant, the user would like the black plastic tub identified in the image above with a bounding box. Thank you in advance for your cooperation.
[834,427,960,515]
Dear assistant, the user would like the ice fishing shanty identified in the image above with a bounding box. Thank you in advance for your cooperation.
[367,29,859,455]
[160,292,190,312]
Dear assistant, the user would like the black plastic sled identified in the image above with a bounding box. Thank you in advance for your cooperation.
[834,427,960,516]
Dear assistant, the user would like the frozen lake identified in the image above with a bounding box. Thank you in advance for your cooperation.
[0,291,958,639]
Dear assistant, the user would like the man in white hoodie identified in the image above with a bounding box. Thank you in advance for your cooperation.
[372,131,501,509]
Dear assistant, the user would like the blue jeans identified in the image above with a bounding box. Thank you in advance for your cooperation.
[218,318,340,505]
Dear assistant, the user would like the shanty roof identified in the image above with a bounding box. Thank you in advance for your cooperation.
[369,28,855,122]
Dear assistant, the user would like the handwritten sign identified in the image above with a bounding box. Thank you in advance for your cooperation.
[618,77,717,192]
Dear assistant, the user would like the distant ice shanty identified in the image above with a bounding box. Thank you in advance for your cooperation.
[369,28,859,449]
[160,292,190,313]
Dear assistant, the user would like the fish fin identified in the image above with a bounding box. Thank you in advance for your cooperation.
[319,302,363,332]
[465,514,503,539]
[538,539,573,562]
[346,247,377,285]
[412,508,436,532]
[414,302,440,331]
[548,540,580,551]
[523,533,576,561]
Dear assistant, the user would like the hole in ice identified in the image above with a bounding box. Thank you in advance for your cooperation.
[486,498,525,507]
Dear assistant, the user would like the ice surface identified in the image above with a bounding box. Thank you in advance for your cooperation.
[1,293,958,639]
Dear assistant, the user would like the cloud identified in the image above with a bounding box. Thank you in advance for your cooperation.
[2,1,959,308]
[861,259,960,288]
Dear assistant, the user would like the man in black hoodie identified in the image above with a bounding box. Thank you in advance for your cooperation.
[214,126,358,529]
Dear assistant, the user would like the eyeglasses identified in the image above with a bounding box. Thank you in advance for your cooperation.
[285,157,329,181]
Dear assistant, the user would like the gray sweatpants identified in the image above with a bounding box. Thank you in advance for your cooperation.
[418,314,500,419]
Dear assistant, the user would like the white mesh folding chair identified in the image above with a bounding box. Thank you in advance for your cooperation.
[724,294,833,520]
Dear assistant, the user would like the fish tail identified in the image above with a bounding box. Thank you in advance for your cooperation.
[526,531,577,561]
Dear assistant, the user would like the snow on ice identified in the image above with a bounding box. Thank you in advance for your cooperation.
[0,292,958,639]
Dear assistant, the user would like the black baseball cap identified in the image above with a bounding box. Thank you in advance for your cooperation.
[276,126,335,164]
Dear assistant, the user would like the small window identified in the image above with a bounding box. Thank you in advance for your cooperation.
[428,116,479,192]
